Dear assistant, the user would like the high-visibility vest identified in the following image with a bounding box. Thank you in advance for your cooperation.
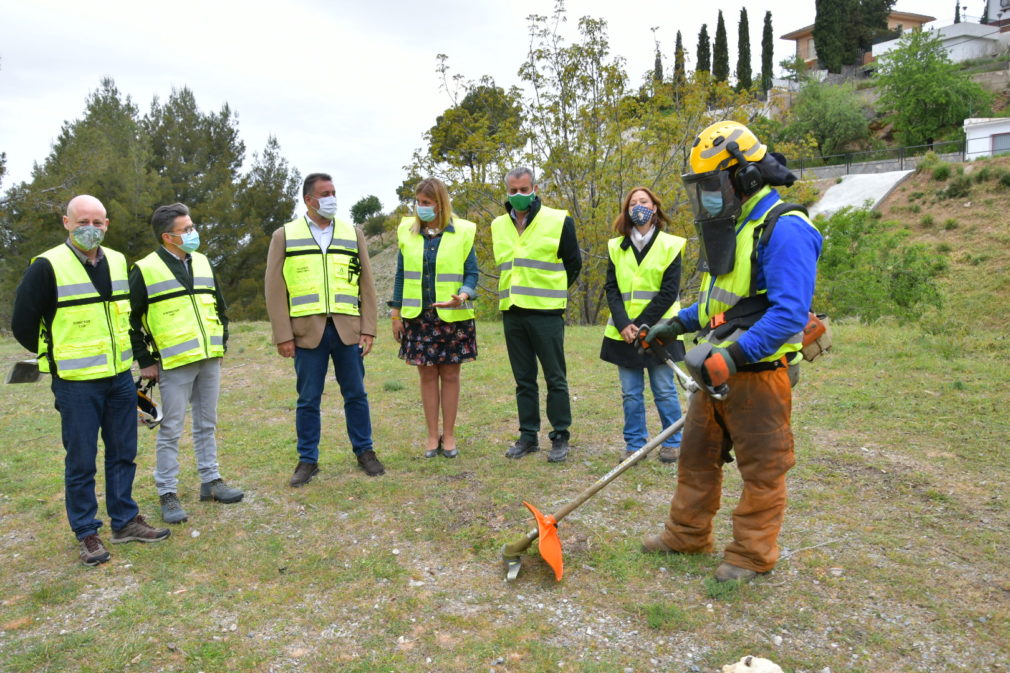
[281,217,360,317]
[35,244,133,380]
[490,205,569,311]
[134,250,225,369]
[696,190,819,362]
[603,231,686,341]
[397,217,476,321]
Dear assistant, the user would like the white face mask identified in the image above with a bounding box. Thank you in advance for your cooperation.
[315,195,337,219]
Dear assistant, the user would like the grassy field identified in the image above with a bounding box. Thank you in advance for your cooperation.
[1,164,1009,672]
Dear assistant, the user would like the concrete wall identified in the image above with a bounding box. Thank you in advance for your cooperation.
[794,151,964,180]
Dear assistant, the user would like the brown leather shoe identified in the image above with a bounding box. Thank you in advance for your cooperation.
[714,562,762,583]
[111,515,170,543]
[79,534,111,566]
[356,450,385,476]
[658,445,680,463]
[641,534,682,554]
[290,461,319,487]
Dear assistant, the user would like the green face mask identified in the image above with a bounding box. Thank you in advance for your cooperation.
[508,191,536,212]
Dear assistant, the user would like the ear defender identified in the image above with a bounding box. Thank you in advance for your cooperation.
[726,141,764,195]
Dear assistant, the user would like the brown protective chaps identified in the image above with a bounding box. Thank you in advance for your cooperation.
[659,366,795,572]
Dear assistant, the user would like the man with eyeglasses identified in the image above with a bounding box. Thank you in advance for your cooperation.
[129,202,242,525]
[490,167,582,463]
[11,194,170,566]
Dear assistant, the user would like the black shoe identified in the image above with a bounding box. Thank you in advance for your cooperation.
[424,436,443,459]
[290,461,319,487]
[547,436,570,463]
[505,438,539,459]
[356,450,385,476]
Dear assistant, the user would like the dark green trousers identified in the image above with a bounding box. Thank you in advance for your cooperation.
[502,311,571,442]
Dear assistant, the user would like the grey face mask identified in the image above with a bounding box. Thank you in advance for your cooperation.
[71,225,105,251]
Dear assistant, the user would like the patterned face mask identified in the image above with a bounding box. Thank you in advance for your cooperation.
[71,224,105,251]
[629,204,654,226]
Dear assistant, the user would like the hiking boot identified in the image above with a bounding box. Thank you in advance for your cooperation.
[505,438,539,459]
[159,492,188,524]
[714,562,762,583]
[356,450,385,476]
[79,534,111,566]
[641,534,682,555]
[290,461,319,487]
[200,479,244,503]
[111,514,170,544]
[658,445,680,463]
[547,436,570,463]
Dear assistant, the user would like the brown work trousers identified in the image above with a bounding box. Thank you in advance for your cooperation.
[660,366,795,572]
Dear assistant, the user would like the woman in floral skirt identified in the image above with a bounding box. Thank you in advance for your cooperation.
[389,178,479,458]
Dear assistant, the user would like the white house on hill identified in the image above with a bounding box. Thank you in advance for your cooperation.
[963,118,1010,159]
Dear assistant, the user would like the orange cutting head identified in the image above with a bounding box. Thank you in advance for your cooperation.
[523,501,563,581]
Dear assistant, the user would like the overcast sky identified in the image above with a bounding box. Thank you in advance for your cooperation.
[0,0,961,220]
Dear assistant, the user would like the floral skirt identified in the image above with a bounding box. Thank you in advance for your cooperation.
[398,308,477,366]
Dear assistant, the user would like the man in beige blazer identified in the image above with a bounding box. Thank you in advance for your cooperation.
[265,173,384,483]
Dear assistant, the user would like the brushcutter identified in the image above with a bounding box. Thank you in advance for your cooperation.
[501,326,709,582]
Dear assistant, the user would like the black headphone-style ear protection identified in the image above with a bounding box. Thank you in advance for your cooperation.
[725,141,764,195]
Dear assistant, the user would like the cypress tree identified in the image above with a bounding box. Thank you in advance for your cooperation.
[736,8,752,90]
[654,48,664,85]
[697,24,711,73]
[761,11,774,93]
[813,0,845,72]
[955,2,961,22]
[674,30,686,87]
[713,11,729,82]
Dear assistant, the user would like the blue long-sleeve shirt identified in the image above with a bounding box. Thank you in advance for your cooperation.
[679,188,822,362]
[389,221,479,309]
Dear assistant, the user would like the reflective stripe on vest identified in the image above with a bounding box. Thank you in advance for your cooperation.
[397,216,476,321]
[35,244,133,380]
[134,250,224,369]
[696,190,816,362]
[281,217,361,317]
[603,231,686,341]
[490,205,569,311]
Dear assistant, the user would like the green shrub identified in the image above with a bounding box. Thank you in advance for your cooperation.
[814,207,946,322]
[932,164,951,181]
[941,175,971,199]
[917,151,942,173]
[944,218,958,230]
[973,166,992,183]
[920,214,934,227]
[936,242,952,253]
[1000,171,1010,188]
[909,204,921,213]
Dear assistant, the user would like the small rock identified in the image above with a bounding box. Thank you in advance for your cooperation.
[493,657,505,665]
[191,530,200,538]
[772,634,783,646]
[408,580,425,587]
[392,548,400,555]
[830,568,844,577]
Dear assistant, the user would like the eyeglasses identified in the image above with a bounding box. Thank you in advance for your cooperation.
[170,226,197,235]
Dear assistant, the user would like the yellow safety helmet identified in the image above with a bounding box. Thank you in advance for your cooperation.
[689,121,767,174]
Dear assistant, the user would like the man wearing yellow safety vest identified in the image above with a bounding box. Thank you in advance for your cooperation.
[129,203,243,525]
[11,195,170,567]
[265,173,383,482]
[641,122,823,583]
[492,167,582,463]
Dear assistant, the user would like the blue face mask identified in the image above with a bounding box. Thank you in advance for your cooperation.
[416,205,437,222]
[629,204,654,226]
[700,191,724,216]
[171,230,200,253]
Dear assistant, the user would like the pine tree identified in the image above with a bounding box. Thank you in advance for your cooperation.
[713,11,730,82]
[736,8,752,90]
[696,24,711,73]
[761,11,774,93]
[674,30,686,87]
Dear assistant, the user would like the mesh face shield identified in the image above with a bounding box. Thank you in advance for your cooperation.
[681,170,743,276]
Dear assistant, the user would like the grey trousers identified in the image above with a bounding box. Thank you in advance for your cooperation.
[153,357,222,495]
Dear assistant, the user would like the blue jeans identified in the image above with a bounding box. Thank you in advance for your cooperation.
[294,322,373,463]
[51,370,140,539]
[618,363,683,453]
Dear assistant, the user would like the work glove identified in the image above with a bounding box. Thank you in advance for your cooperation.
[643,317,687,347]
[686,344,744,389]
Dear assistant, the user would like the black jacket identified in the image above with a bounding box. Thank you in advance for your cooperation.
[599,232,684,369]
